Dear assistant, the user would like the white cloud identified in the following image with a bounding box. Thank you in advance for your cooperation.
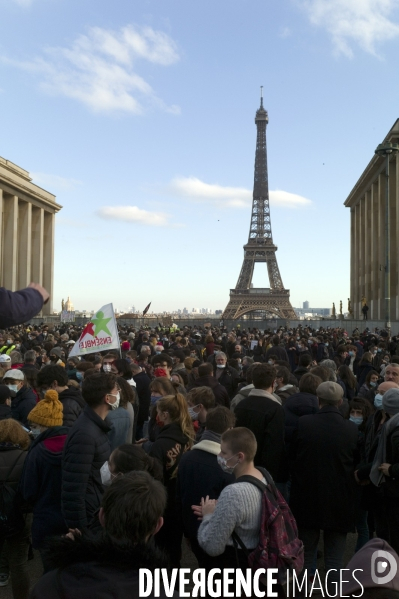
[299,0,399,57]
[2,25,180,113]
[168,177,312,209]
[97,205,183,227]
[31,172,82,190]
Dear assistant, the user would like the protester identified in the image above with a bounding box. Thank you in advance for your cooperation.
[0,419,31,598]
[4,369,36,427]
[19,390,69,567]
[36,365,85,427]
[0,385,13,420]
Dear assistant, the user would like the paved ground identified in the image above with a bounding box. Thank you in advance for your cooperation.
[1,533,358,597]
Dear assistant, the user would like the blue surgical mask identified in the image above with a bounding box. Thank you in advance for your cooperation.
[350,416,363,426]
[325,343,329,347]
[370,381,377,388]
[7,384,19,394]
[374,394,383,409]
[150,395,161,405]
[76,372,83,382]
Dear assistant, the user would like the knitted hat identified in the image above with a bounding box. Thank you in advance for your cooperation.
[28,390,63,427]
[382,388,399,416]
[50,347,62,358]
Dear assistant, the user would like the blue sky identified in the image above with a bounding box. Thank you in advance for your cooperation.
[1,0,399,314]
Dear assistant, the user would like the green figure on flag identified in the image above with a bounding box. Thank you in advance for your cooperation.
[92,311,112,337]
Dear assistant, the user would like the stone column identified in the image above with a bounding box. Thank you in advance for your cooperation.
[364,189,371,314]
[350,208,356,317]
[17,200,32,289]
[42,211,54,315]
[390,156,398,321]
[371,181,379,319]
[396,154,399,320]
[354,203,360,317]
[3,195,18,290]
[0,190,3,287]
[31,207,44,285]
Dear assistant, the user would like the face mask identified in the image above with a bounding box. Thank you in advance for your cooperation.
[216,364,225,369]
[100,461,112,486]
[377,349,382,353]
[107,392,120,410]
[268,360,274,365]
[349,351,354,357]
[7,384,19,394]
[103,364,112,373]
[370,381,377,388]
[15,345,20,350]
[188,405,200,421]
[350,416,363,426]
[374,394,383,409]
[30,427,41,438]
[325,343,329,347]
[155,350,162,355]
[217,454,239,474]
[76,372,83,382]
[190,353,196,358]
[50,356,58,362]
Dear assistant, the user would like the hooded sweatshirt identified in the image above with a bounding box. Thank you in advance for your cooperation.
[341,538,399,595]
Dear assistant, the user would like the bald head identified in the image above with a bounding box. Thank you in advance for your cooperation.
[377,381,399,395]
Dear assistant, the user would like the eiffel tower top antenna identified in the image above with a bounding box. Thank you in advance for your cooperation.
[260,85,263,108]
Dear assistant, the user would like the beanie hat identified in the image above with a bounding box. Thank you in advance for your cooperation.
[154,367,168,378]
[382,388,399,416]
[28,390,63,427]
[50,347,62,359]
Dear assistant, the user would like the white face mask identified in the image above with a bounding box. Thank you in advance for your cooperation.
[100,461,112,486]
[107,392,120,410]
[7,384,19,394]
[103,364,112,373]
[216,364,226,369]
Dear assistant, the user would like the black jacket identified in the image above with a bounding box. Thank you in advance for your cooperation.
[0,286,43,328]
[293,366,310,383]
[234,391,285,480]
[58,387,85,428]
[213,365,239,400]
[190,375,230,407]
[133,371,151,427]
[61,406,111,529]
[176,439,233,538]
[0,404,12,420]
[266,345,289,363]
[11,385,37,427]
[30,533,174,599]
[283,391,319,448]
[290,406,358,532]
[384,426,399,498]
[0,443,27,491]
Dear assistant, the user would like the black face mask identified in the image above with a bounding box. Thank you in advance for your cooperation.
[50,356,58,362]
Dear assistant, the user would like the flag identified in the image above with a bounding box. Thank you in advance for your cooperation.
[143,302,151,316]
[69,303,120,357]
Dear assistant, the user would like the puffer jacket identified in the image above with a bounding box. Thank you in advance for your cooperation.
[58,387,85,428]
[0,443,27,492]
[11,385,37,426]
[61,406,111,529]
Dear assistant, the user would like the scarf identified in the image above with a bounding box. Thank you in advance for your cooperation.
[198,430,221,444]
[370,412,399,486]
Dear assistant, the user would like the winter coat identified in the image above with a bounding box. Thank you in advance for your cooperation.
[230,383,254,411]
[61,406,111,529]
[234,390,285,480]
[11,385,37,427]
[132,371,151,427]
[283,392,319,448]
[58,387,85,428]
[275,384,299,405]
[383,426,399,498]
[266,345,289,363]
[190,375,230,408]
[293,366,310,383]
[107,407,131,451]
[30,533,175,599]
[290,406,358,532]
[19,426,69,547]
[357,363,375,388]
[0,443,27,492]
[213,365,239,400]
[0,286,43,328]
[0,404,12,420]
[176,438,233,539]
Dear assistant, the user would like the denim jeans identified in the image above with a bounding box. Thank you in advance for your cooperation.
[0,514,33,599]
[298,528,347,597]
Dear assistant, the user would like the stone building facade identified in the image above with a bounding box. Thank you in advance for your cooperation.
[0,157,61,315]
[345,119,399,321]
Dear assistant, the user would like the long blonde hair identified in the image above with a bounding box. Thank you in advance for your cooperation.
[157,393,195,447]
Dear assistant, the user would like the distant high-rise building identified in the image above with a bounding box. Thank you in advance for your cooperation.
[303,301,309,310]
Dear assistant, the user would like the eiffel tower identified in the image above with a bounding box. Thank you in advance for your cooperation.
[222,91,296,321]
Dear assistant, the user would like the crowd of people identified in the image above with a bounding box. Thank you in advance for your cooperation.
[0,314,398,598]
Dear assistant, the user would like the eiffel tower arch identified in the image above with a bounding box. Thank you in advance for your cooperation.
[222,92,296,321]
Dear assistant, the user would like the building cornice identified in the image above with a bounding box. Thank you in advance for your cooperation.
[344,118,399,210]
[0,156,62,213]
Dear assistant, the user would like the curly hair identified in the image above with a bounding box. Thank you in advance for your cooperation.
[0,419,30,450]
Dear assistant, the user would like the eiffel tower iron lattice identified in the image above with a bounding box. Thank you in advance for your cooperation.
[222,92,296,321]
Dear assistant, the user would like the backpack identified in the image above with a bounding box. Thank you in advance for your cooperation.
[232,468,304,585]
[0,453,25,538]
